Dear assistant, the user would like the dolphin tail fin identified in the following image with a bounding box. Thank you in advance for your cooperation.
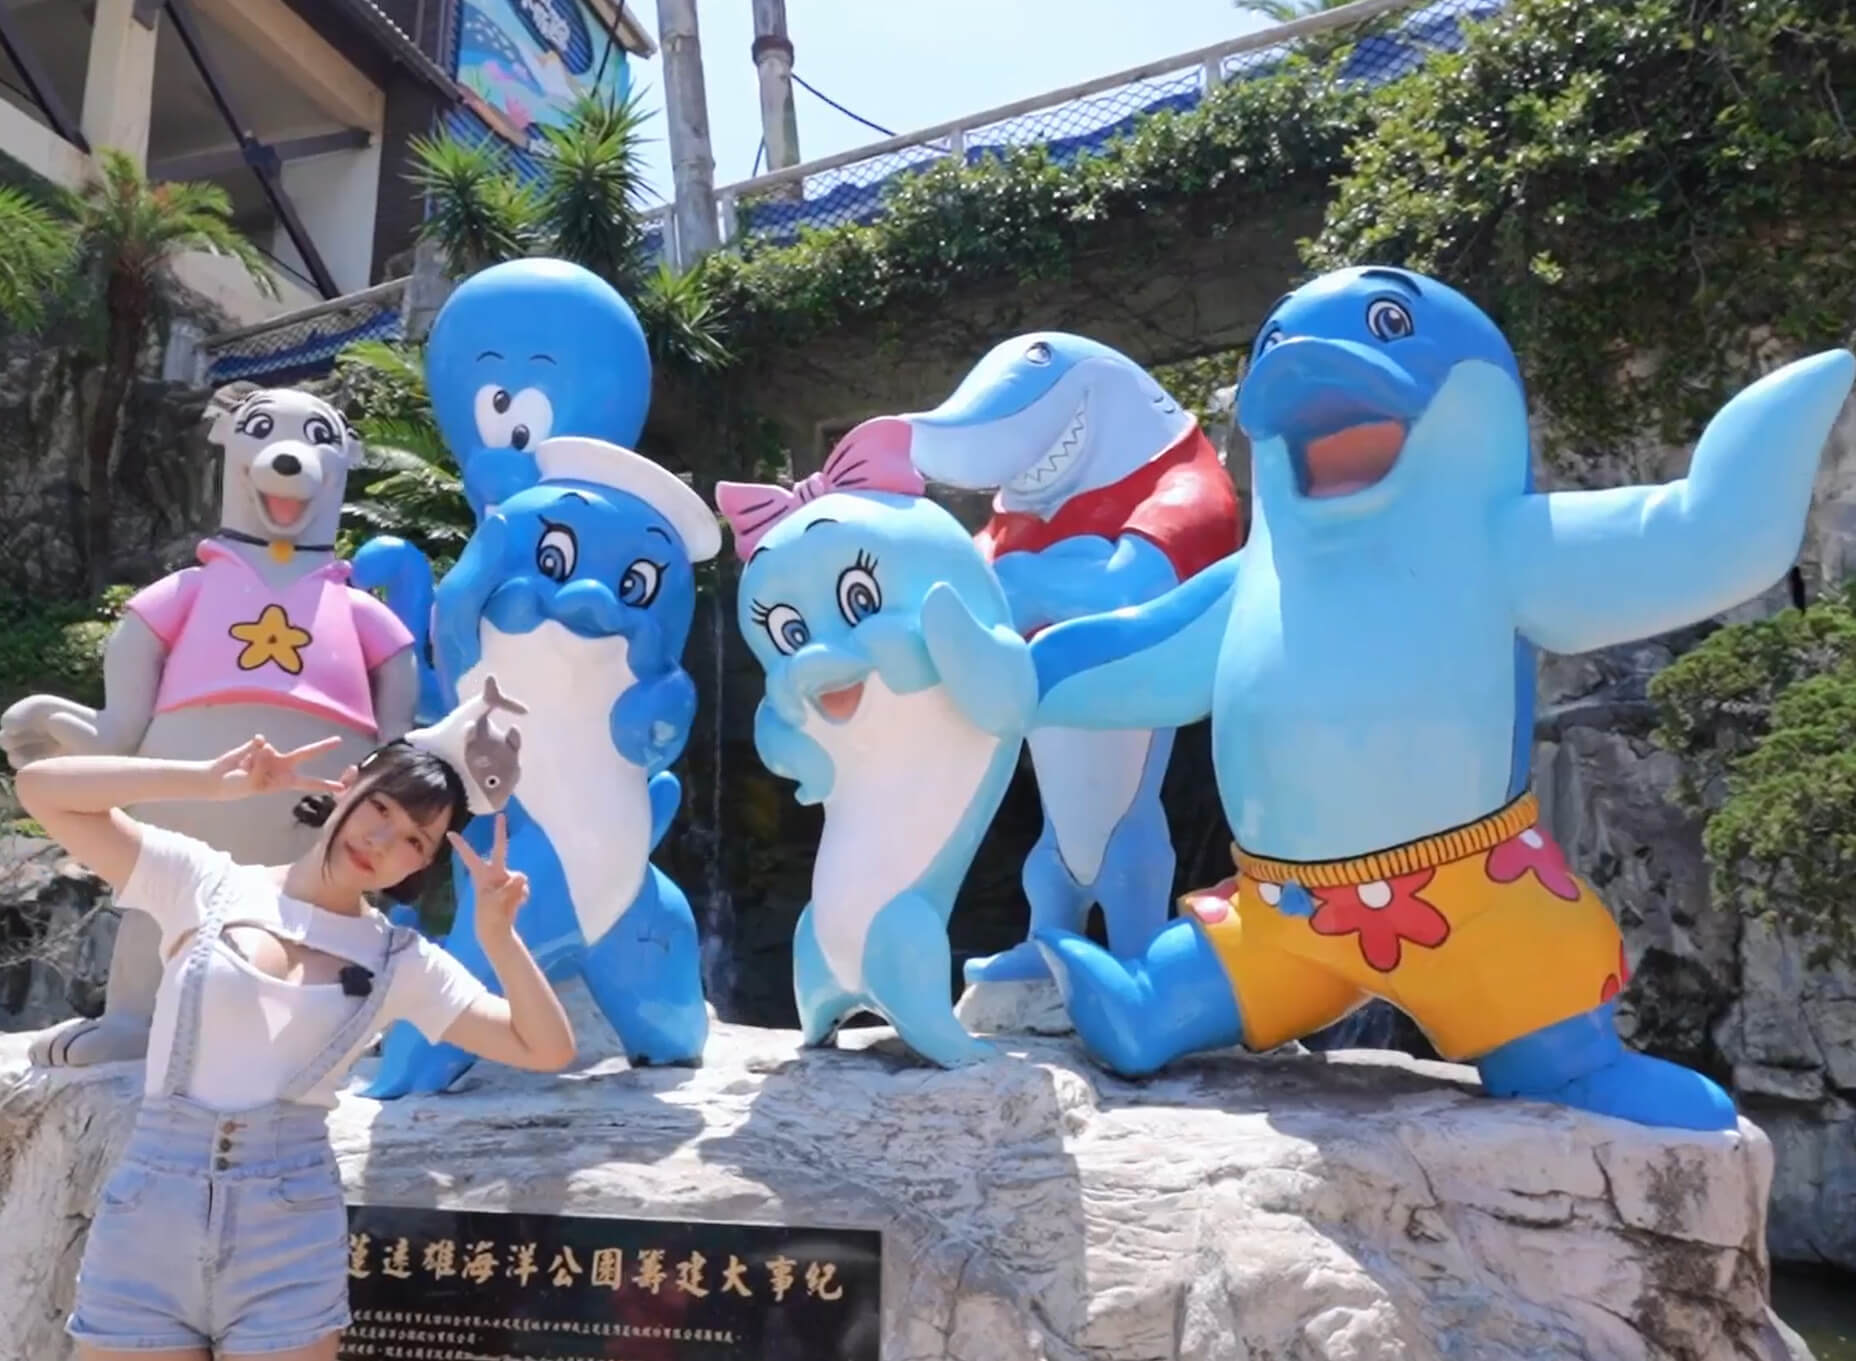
[351,535,444,723]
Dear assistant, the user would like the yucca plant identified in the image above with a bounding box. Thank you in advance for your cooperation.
[403,91,732,374]
[535,91,655,286]
[403,132,541,276]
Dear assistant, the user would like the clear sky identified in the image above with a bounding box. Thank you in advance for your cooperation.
[621,0,1271,205]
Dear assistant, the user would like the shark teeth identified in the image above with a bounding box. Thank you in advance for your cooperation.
[1009,394,1088,493]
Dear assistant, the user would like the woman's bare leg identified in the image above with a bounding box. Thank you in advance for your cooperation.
[222,1333,340,1361]
[75,1348,209,1361]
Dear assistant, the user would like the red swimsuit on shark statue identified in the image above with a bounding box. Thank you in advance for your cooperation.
[973,425,1243,629]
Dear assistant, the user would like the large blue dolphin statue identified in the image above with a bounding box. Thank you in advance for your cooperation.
[363,435,721,1096]
[1025,265,1854,1132]
[715,419,1038,1066]
[896,332,1243,988]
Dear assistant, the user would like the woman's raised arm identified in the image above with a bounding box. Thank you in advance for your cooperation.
[12,736,344,892]
[437,814,575,1072]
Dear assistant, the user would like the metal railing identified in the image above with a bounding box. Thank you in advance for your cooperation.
[641,0,1506,267]
[198,276,411,387]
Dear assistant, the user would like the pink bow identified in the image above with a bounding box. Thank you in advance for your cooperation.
[715,416,926,560]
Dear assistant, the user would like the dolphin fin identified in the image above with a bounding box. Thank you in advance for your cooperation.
[1031,550,1239,730]
[1497,348,1855,654]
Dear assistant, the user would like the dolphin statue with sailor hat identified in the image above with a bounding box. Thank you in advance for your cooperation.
[365,433,720,1095]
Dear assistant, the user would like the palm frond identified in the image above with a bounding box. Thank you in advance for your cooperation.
[537,91,655,284]
[353,416,457,474]
[69,146,274,302]
[0,185,75,330]
[407,131,541,274]
[635,256,733,371]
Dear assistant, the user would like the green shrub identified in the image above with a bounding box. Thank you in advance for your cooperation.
[0,585,133,716]
[1650,586,1856,952]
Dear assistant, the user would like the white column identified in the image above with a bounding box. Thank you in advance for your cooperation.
[268,140,384,295]
[81,0,159,166]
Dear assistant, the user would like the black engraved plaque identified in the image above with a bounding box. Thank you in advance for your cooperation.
[338,1203,881,1360]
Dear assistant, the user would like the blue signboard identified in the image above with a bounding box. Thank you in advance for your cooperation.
[454,0,632,151]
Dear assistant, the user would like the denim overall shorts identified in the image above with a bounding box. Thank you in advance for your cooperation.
[68,888,411,1354]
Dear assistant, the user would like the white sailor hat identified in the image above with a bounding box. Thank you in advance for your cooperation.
[533,435,722,563]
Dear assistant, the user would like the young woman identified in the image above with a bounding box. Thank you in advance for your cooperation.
[14,730,575,1361]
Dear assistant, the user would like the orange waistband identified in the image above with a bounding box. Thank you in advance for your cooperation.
[1233,794,1540,887]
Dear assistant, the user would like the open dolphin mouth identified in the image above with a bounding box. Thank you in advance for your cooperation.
[1006,395,1087,495]
[1240,338,1424,502]
[1298,418,1406,498]
[811,680,865,723]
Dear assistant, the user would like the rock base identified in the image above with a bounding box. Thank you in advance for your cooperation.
[954,977,1074,1036]
[0,981,1817,1361]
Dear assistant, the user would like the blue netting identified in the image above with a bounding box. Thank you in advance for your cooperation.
[205,296,406,387]
[704,0,1508,256]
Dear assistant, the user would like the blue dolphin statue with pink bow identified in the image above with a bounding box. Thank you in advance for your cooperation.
[716,421,1037,1067]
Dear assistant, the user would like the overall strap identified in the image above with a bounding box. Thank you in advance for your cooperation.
[275,923,414,1103]
[157,870,234,1099]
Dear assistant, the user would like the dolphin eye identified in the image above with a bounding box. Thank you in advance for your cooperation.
[303,415,337,446]
[239,411,274,438]
[836,553,881,625]
[1366,299,1415,342]
[1025,341,1052,365]
[1256,329,1284,356]
[756,603,810,656]
[475,385,553,451]
[619,558,663,607]
[536,522,577,581]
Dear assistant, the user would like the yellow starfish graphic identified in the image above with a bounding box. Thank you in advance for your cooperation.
[228,604,313,675]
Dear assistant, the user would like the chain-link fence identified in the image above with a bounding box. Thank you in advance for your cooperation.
[201,279,410,388]
[646,0,1507,265]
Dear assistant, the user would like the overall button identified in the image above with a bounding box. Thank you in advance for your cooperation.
[217,1137,233,1152]
[214,1156,229,1170]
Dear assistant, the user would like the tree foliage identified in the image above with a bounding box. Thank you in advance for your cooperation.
[1305,0,1856,456]
[695,0,1854,462]
[0,151,272,590]
[703,55,1369,347]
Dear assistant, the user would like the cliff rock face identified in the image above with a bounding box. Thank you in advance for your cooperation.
[1536,645,1856,1275]
[0,985,1816,1361]
[0,836,114,1032]
[0,337,219,597]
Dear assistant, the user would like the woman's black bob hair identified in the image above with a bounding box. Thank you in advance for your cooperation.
[292,741,473,903]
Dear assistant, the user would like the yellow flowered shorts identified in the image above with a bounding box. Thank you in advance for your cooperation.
[1178,794,1630,1061]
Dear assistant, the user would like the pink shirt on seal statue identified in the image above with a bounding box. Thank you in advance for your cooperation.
[126,540,414,735]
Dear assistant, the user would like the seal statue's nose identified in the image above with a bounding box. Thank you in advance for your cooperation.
[272,452,302,476]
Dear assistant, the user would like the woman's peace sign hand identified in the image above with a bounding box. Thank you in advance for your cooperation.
[204,735,346,800]
[450,814,529,940]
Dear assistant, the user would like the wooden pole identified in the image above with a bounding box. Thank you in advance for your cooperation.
[655,0,718,263]
[750,0,800,176]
